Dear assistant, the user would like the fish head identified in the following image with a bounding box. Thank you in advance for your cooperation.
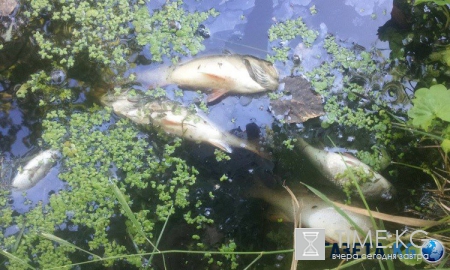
[243,56,279,91]
[380,185,396,201]
[99,93,118,107]
[101,94,140,117]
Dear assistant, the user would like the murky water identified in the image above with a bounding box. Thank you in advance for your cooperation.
[1,0,445,269]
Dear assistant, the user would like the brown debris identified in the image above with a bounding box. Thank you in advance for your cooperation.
[0,0,17,16]
[270,76,324,123]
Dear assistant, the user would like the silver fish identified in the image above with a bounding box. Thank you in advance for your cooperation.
[249,181,375,244]
[249,181,438,244]
[295,138,395,201]
[101,93,270,158]
[12,149,61,190]
[141,54,279,102]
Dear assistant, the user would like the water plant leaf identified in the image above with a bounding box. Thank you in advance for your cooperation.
[429,47,450,66]
[441,139,450,154]
[408,84,450,131]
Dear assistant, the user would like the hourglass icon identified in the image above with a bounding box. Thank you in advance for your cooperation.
[302,231,319,256]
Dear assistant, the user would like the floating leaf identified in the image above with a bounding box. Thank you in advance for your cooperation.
[408,84,450,131]
[270,76,324,123]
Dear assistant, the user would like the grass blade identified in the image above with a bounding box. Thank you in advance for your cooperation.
[243,253,263,270]
[0,249,35,270]
[110,179,158,251]
[301,182,366,238]
[148,204,173,266]
[39,232,102,260]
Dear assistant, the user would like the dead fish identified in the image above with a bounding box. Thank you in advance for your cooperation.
[12,149,61,190]
[294,137,395,201]
[142,54,279,103]
[101,93,270,159]
[249,181,374,244]
[249,181,439,244]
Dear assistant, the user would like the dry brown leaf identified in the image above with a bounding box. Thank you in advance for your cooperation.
[270,76,324,123]
[0,0,17,16]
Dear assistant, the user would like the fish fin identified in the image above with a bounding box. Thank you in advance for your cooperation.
[208,139,233,153]
[343,152,359,160]
[207,89,228,103]
[222,49,233,55]
[161,118,180,127]
[243,58,270,88]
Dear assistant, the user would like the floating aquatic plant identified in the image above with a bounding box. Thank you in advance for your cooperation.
[302,36,395,169]
[16,0,218,101]
[408,84,450,131]
[408,84,450,153]
[24,0,137,68]
[0,106,215,268]
[267,17,319,63]
[134,0,219,63]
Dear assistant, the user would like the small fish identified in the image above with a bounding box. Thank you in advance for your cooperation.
[101,93,270,158]
[294,138,395,201]
[12,149,61,190]
[140,54,279,103]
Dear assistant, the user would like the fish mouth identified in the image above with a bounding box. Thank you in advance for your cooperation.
[381,186,396,201]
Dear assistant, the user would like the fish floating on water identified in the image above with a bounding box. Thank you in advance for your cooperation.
[249,181,439,244]
[249,181,374,244]
[12,149,61,190]
[101,93,270,158]
[294,137,395,201]
[140,54,280,103]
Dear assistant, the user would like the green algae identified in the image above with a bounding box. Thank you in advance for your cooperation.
[0,107,216,268]
[267,17,319,63]
[303,36,394,169]
[134,0,218,63]
[24,0,137,68]
[16,0,217,101]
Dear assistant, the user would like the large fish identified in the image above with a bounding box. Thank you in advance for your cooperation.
[249,181,375,244]
[101,93,269,158]
[294,137,395,201]
[12,149,61,190]
[140,54,280,102]
[249,181,439,244]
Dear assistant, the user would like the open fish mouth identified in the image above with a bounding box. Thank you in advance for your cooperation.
[381,186,397,201]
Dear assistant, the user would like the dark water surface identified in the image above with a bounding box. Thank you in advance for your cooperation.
[1,0,437,269]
